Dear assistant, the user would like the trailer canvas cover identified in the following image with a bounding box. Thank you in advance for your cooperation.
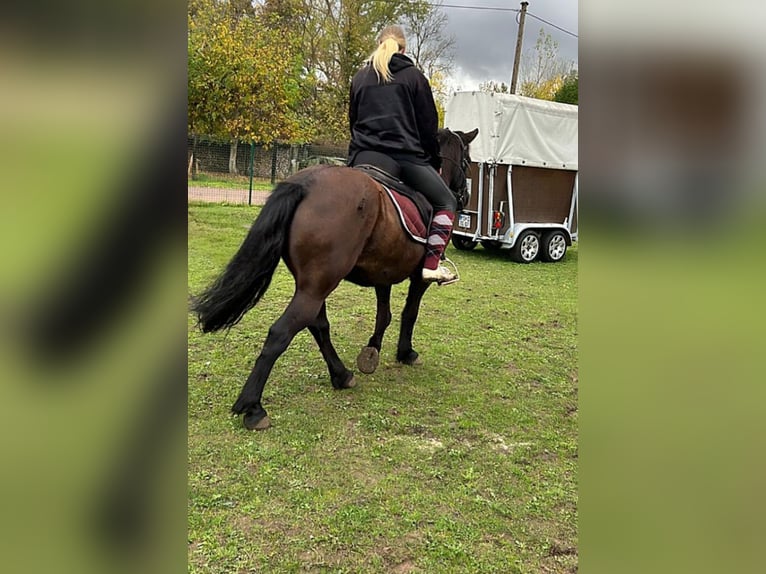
[444,91,578,170]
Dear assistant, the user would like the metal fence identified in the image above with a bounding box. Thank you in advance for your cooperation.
[188,136,348,205]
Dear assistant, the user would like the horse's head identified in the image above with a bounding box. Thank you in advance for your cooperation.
[437,128,478,211]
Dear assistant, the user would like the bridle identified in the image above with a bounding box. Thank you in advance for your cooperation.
[440,129,471,172]
[439,129,471,208]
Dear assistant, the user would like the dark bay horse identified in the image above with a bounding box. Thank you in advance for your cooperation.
[192,128,478,430]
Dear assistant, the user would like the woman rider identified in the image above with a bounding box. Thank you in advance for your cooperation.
[348,25,458,285]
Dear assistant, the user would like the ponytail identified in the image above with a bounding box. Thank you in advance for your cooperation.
[370,25,406,83]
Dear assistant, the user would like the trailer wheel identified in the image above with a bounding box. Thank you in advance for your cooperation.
[540,230,568,262]
[452,235,478,251]
[510,230,540,263]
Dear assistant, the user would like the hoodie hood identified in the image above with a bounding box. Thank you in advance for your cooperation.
[388,53,414,73]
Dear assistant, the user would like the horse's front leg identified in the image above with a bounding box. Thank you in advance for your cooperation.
[356,285,392,374]
[396,278,430,365]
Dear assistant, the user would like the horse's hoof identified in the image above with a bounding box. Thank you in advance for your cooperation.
[357,346,380,374]
[243,411,271,431]
[332,369,356,389]
[397,350,422,366]
[336,373,356,389]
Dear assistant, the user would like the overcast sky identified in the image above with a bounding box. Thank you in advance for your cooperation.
[436,0,578,91]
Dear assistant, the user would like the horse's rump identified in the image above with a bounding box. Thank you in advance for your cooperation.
[286,166,425,287]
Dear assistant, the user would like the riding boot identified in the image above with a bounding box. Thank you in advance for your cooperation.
[422,210,458,284]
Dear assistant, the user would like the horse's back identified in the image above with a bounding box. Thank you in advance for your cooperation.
[290,165,381,234]
[286,165,425,288]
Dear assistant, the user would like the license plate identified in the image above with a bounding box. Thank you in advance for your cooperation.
[458,213,471,229]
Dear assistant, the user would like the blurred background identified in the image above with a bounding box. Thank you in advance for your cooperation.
[0,1,186,573]
[580,2,766,573]
[1,1,765,573]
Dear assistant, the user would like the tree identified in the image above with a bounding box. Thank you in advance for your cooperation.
[402,0,455,124]
[188,0,309,174]
[518,28,574,101]
[553,70,578,105]
[403,1,455,81]
[479,80,510,94]
[278,0,451,142]
[291,0,429,142]
[189,0,456,155]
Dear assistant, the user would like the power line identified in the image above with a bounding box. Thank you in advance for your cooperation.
[436,3,578,39]
[526,11,578,38]
[439,3,519,11]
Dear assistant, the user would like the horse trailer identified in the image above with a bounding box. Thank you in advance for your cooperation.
[444,92,578,262]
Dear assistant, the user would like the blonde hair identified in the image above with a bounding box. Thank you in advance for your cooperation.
[370,25,406,83]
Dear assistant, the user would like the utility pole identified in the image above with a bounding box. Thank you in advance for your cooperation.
[510,1,529,94]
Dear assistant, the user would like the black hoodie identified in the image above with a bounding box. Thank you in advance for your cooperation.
[348,53,441,171]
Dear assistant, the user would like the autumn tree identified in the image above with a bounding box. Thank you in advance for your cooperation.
[189,0,456,159]
[292,1,415,142]
[273,0,450,142]
[188,0,308,174]
[518,28,574,101]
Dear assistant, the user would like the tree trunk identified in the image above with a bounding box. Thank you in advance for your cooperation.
[229,140,239,175]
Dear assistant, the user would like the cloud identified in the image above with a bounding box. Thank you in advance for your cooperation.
[439,0,578,90]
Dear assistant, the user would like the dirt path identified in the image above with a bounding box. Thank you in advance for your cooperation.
[188,186,270,206]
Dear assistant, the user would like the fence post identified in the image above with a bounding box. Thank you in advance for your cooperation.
[248,141,255,206]
[270,144,278,185]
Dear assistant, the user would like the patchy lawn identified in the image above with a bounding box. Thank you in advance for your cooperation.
[188,204,578,573]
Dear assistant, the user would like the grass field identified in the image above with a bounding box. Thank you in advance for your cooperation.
[189,172,274,191]
[188,204,578,573]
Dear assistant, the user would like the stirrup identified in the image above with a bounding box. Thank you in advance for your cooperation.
[439,257,460,285]
[422,258,459,286]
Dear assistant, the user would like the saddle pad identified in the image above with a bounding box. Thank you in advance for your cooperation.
[351,164,432,244]
[382,185,428,244]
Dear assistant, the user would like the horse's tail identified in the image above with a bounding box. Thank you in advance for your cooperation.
[192,181,307,332]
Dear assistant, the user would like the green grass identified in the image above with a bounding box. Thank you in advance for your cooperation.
[189,172,274,191]
[188,204,578,573]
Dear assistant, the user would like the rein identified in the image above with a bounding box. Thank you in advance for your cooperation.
[439,129,470,209]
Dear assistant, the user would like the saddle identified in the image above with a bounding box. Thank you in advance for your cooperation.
[351,154,433,245]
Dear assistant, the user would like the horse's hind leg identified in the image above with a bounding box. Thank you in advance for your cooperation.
[232,292,324,430]
[396,278,431,365]
[308,303,356,389]
[357,285,392,374]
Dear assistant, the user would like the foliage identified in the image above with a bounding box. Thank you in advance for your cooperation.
[521,75,564,101]
[429,68,450,126]
[188,0,310,143]
[554,71,578,105]
[479,29,575,103]
[286,0,448,142]
[518,28,574,102]
[189,0,455,144]
[188,204,578,573]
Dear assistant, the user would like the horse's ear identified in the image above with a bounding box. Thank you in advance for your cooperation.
[462,128,479,144]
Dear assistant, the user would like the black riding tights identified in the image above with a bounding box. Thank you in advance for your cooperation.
[398,160,457,213]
